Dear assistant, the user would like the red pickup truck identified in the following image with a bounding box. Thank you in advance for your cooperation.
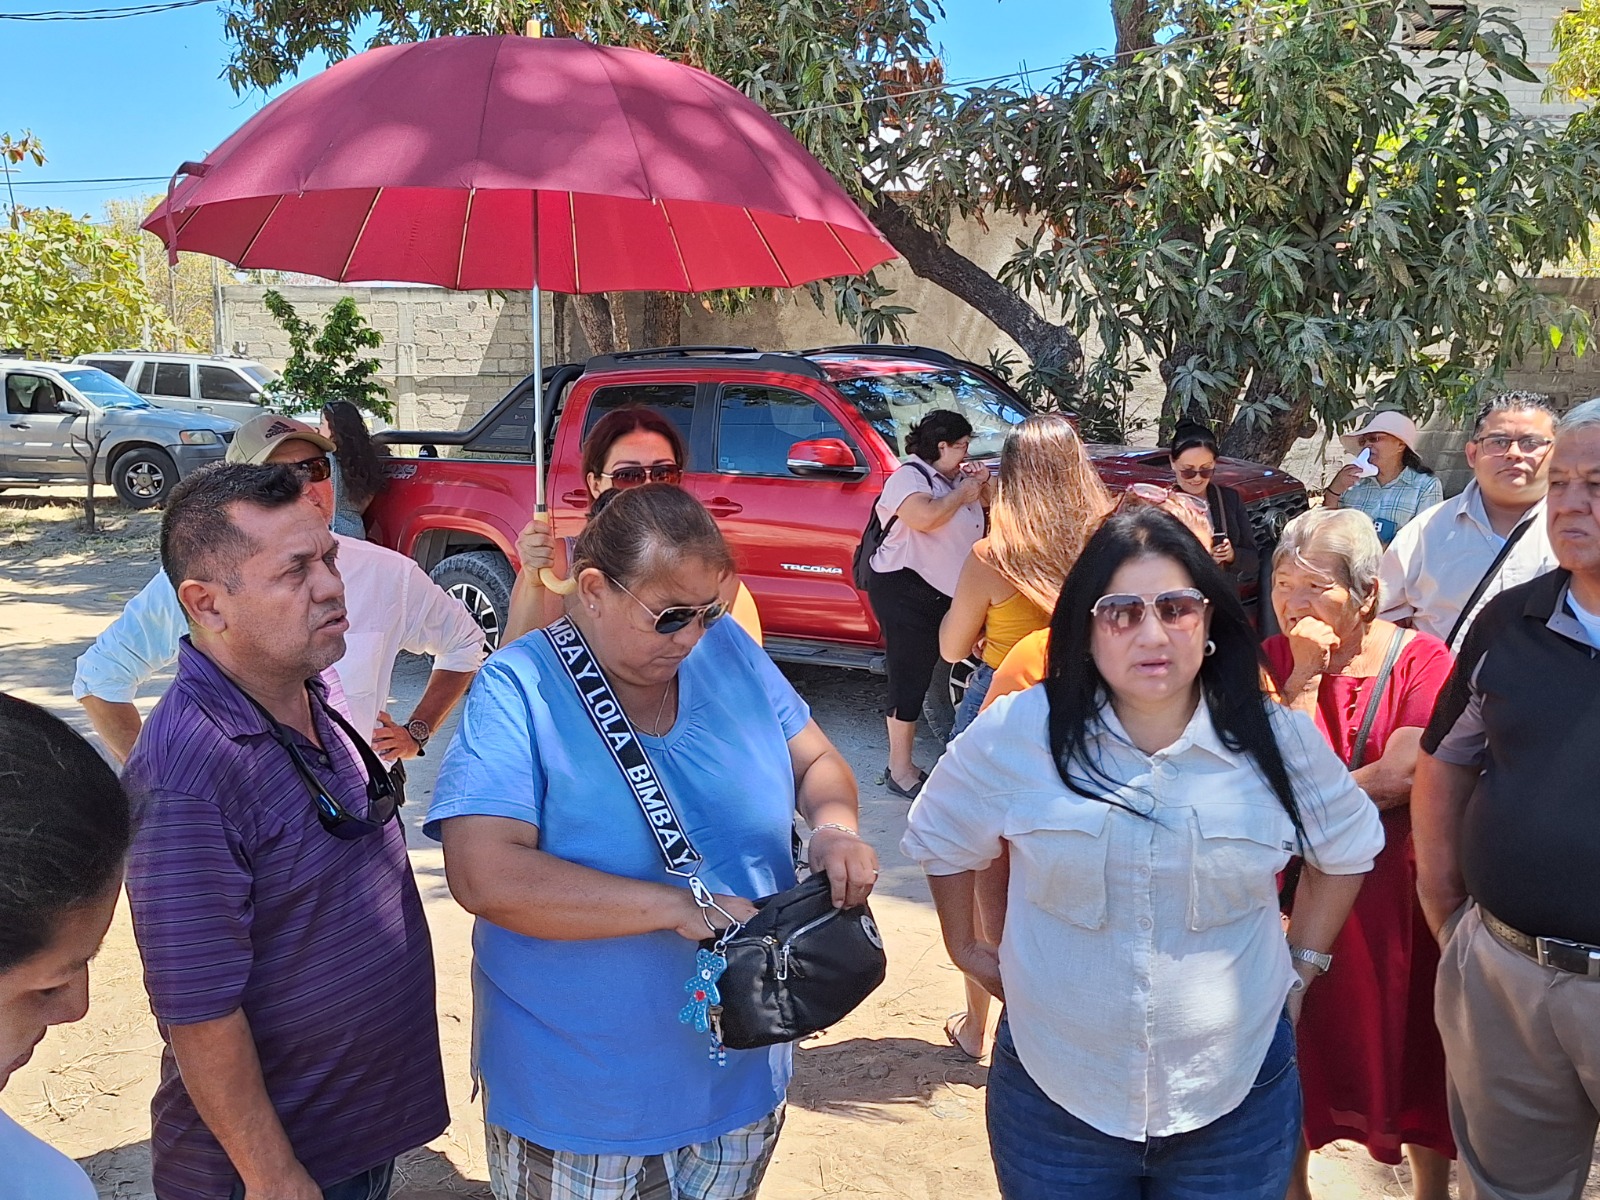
[368,345,1308,668]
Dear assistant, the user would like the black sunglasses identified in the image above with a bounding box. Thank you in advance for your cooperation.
[601,463,683,488]
[247,684,401,839]
[608,574,728,634]
[284,455,332,484]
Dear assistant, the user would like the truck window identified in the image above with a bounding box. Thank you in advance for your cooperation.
[199,365,260,403]
[82,359,132,381]
[151,362,192,398]
[714,384,853,475]
[582,384,696,458]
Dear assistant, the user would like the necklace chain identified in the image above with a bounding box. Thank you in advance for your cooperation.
[634,680,674,736]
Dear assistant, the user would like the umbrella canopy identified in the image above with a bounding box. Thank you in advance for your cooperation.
[143,35,895,292]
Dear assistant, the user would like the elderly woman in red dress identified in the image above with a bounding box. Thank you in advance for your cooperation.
[1265,508,1456,1200]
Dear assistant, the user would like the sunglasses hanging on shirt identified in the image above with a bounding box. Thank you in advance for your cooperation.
[240,683,404,839]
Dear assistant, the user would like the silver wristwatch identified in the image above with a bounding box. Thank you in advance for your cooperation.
[1288,944,1333,974]
[405,717,432,754]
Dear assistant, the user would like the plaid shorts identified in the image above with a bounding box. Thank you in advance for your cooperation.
[485,1107,785,1200]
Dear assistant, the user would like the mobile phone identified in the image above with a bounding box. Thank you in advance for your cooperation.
[1212,533,1228,550]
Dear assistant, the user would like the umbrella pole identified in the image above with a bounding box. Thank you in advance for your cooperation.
[532,272,578,595]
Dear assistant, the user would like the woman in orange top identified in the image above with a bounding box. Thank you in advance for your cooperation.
[935,416,1111,1058]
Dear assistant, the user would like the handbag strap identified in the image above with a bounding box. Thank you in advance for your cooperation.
[542,616,705,880]
[1349,628,1407,770]
[1443,513,1536,652]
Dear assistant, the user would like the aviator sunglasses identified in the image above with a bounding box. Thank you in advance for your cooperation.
[608,575,728,634]
[1091,588,1210,635]
[601,463,684,488]
[1176,464,1216,481]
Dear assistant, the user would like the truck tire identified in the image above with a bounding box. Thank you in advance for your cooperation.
[111,447,178,508]
[431,550,515,652]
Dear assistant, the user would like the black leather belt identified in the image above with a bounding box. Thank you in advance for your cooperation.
[1481,908,1600,979]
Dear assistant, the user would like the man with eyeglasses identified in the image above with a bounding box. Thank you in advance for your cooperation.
[1377,393,1560,652]
[74,413,484,762]
[121,462,446,1200]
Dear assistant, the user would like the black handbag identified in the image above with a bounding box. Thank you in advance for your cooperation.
[543,617,887,1058]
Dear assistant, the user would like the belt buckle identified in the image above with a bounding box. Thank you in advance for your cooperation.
[1534,936,1600,978]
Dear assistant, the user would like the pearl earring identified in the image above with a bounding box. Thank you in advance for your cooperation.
[1204,639,1217,656]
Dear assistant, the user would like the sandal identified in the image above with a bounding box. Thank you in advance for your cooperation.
[944,1012,985,1061]
[883,765,926,799]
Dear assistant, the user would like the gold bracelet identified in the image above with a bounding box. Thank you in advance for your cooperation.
[811,822,860,838]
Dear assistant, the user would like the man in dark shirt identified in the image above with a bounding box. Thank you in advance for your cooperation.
[1414,397,1600,1200]
[122,463,447,1200]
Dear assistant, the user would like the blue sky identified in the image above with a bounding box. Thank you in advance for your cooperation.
[0,0,1113,218]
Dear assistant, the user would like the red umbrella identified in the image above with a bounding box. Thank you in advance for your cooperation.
[143,34,896,531]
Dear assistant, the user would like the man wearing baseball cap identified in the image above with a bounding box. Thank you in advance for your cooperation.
[74,413,484,763]
[1323,411,1444,545]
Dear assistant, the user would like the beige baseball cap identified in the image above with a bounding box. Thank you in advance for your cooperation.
[226,413,335,465]
[1340,410,1421,456]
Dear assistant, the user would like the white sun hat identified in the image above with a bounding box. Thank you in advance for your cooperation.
[1341,411,1420,456]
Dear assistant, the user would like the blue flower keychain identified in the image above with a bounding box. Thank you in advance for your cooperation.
[680,947,729,1065]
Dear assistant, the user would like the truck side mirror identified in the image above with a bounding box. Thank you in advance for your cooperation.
[55,397,85,416]
[787,438,866,478]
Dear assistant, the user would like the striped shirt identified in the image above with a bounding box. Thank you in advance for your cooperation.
[122,640,447,1200]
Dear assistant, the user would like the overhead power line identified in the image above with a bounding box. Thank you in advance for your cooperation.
[0,0,209,20]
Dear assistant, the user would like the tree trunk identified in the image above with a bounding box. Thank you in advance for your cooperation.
[640,291,683,348]
[571,293,627,354]
[1220,374,1314,466]
[866,194,1084,403]
[1113,0,1161,58]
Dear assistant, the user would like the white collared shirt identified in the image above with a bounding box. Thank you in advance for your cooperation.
[901,686,1383,1142]
[1378,483,1558,650]
[72,535,485,738]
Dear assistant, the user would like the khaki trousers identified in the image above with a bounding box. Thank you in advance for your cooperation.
[1436,903,1600,1200]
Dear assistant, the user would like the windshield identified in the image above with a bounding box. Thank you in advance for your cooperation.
[60,368,153,410]
[831,368,1029,460]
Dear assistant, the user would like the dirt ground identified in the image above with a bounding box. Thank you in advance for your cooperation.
[0,492,1589,1200]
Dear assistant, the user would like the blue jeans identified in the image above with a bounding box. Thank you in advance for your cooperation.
[951,662,996,738]
[230,1160,394,1200]
[986,1015,1301,1200]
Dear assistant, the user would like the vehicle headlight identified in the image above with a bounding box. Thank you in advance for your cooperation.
[179,430,222,446]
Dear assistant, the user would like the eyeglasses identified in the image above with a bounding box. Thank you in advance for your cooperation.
[1090,588,1211,635]
[601,463,683,488]
[1176,465,1216,480]
[1116,482,1210,519]
[608,575,728,634]
[1472,434,1554,457]
[247,685,400,840]
[283,455,332,484]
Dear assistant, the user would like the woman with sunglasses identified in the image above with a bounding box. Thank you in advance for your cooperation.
[431,484,876,1200]
[506,406,761,644]
[1169,421,1258,588]
[1323,412,1443,546]
[0,695,130,1199]
[1264,510,1456,1200]
[903,506,1383,1200]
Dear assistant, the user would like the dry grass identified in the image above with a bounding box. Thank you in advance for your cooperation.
[0,490,160,562]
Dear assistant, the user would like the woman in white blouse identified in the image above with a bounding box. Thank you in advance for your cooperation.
[903,506,1384,1200]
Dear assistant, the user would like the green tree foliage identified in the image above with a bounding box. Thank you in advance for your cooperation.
[917,0,1600,459]
[0,207,175,358]
[1552,0,1600,101]
[261,290,393,420]
[104,196,221,352]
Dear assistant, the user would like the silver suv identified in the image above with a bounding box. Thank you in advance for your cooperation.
[73,352,276,423]
[1,361,237,506]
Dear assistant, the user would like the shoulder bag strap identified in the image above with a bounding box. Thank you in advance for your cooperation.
[1443,514,1537,652]
[1349,628,1408,770]
[880,460,937,537]
[542,616,704,880]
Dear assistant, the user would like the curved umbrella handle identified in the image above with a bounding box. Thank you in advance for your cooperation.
[539,567,578,595]
[161,161,210,267]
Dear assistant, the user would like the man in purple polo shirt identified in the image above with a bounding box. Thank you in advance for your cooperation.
[122,462,446,1200]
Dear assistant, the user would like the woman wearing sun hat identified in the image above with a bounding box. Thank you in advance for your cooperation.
[1323,412,1443,546]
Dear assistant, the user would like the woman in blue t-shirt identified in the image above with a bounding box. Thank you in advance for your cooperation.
[430,484,879,1200]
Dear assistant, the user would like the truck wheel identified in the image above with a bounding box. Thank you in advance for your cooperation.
[431,551,515,653]
[111,447,178,508]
